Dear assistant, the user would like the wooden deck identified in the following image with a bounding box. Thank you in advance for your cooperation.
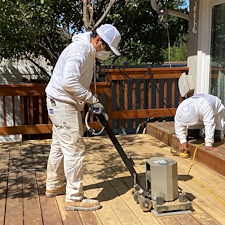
[146,121,225,176]
[1,133,225,225]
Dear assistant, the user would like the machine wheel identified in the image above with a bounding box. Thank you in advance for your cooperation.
[138,195,152,212]
[132,191,140,204]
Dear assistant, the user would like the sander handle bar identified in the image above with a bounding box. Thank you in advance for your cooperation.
[96,113,146,192]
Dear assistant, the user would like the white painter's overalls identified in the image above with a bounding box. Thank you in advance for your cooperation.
[45,32,98,202]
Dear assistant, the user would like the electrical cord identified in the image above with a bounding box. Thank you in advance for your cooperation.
[187,143,225,206]
[85,111,109,136]
[187,143,204,175]
[115,66,151,80]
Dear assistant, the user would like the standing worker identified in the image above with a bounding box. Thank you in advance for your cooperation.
[45,24,121,211]
[175,94,225,152]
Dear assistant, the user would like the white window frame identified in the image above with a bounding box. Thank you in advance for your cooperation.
[196,0,225,93]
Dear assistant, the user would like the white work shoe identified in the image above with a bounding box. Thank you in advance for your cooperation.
[45,187,66,198]
[65,197,102,211]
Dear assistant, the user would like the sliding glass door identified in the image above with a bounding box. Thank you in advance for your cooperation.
[210,2,225,103]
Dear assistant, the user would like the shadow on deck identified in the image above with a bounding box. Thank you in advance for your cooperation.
[146,121,225,176]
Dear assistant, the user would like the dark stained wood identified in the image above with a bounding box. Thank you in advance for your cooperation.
[4,144,23,225]
[104,67,188,80]
[21,96,26,125]
[2,96,6,126]
[110,108,177,119]
[12,96,16,126]
[0,83,47,96]
[0,67,186,137]
[172,78,176,107]
[0,144,9,225]
[163,79,167,108]
[116,80,120,129]
[38,97,43,124]
[0,124,53,135]
[90,82,111,94]
[156,79,160,108]
[21,143,43,225]
[29,96,35,125]
[0,122,105,135]
[40,197,63,225]
[23,171,43,225]
[35,141,63,225]
[124,79,128,129]
[132,79,137,129]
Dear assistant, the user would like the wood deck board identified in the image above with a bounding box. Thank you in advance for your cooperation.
[0,144,8,225]
[120,135,224,225]
[146,121,225,175]
[4,143,23,225]
[0,133,225,225]
[56,196,84,225]
[85,144,159,225]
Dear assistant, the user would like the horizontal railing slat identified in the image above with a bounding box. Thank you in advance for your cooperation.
[110,108,177,119]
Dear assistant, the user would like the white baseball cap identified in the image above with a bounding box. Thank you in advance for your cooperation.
[175,102,199,126]
[96,24,121,56]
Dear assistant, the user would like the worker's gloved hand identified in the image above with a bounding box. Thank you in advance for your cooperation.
[90,102,104,115]
[179,142,188,152]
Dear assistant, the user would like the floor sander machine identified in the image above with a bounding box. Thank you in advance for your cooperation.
[86,107,192,214]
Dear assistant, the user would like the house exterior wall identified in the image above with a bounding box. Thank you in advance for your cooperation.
[0,58,52,85]
[187,0,225,94]
[0,58,52,142]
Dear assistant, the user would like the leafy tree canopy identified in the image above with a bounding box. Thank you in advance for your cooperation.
[0,0,188,75]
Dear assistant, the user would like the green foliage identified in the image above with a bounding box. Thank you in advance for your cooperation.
[163,33,188,62]
[0,0,189,73]
[102,0,189,65]
[0,0,83,66]
[163,42,188,62]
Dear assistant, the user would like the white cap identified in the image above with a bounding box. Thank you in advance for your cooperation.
[96,24,121,56]
[175,102,199,126]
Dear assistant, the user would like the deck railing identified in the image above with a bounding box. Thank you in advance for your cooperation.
[0,67,188,137]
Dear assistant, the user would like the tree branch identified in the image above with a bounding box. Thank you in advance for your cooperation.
[25,53,51,78]
[82,0,91,30]
[93,0,116,29]
[89,0,95,28]
[38,43,58,66]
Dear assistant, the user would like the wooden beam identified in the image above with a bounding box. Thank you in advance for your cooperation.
[0,84,47,96]
[0,124,53,135]
[110,108,177,119]
[0,122,103,135]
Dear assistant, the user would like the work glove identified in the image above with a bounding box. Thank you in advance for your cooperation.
[90,102,104,115]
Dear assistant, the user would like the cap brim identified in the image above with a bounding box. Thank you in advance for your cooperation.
[110,46,121,56]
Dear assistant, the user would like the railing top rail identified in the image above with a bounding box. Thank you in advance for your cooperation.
[104,67,188,73]
[0,83,48,96]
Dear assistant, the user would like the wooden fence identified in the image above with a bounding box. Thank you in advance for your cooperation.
[0,67,188,137]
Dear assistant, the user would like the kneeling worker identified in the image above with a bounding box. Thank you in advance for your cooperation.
[175,94,225,152]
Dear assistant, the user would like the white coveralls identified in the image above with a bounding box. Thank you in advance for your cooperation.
[175,94,225,147]
[45,32,98,202]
